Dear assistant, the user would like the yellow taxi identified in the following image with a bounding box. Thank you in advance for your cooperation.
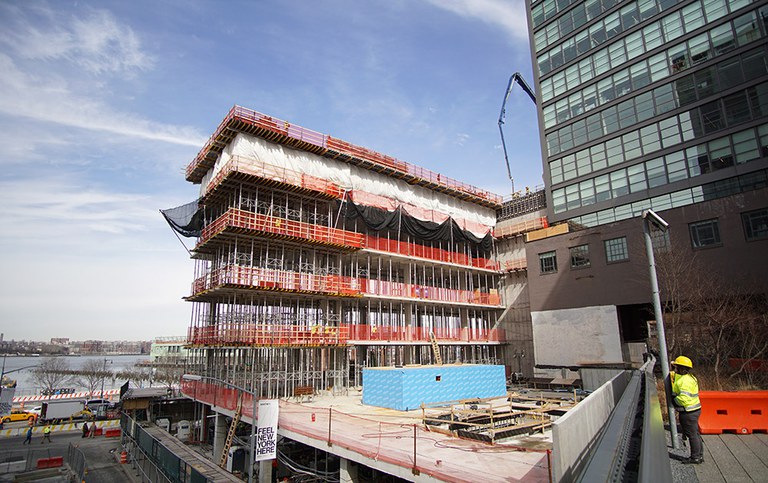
[1,408,37,423]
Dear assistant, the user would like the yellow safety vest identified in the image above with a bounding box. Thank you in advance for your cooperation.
[43,426,51,434]
[672,373,701,411]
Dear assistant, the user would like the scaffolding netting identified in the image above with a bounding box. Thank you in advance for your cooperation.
[161,200,204,238]
[343,200,494,252]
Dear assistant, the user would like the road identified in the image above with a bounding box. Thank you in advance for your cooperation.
[0,429,137,483]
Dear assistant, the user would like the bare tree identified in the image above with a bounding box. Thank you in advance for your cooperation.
[655,248,768,390]
[32,357,72,394]
[74,359,106,397]
[116,364,153,388]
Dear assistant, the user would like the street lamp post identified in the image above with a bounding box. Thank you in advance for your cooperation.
[0,355,39,399]
[99,358,113,399]
[182,374,258,483]
[642,209,679,449]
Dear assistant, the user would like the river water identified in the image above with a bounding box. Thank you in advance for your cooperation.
[1,354,149,396]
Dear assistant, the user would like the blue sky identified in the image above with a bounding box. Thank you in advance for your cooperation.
[0,0,539,341]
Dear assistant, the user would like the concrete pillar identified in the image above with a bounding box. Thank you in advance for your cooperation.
[258,459,273,483]
[339,457,359,483]
[213,412,227,465]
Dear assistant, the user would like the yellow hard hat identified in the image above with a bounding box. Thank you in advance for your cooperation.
[672,356,693,368]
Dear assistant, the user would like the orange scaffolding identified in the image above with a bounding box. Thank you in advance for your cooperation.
[188,324,350,347]
[198,208,365,250]
[187,323,505,347]
[190,266,502,307]
[186,106,502,207]
[198,209,499,271]
[364,235,500,271]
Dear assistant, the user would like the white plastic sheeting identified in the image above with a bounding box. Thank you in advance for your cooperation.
[201,133,496,236]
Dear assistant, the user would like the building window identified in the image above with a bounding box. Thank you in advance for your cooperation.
[570,244,591,268]
[689,219,721,248]
[604,237,629,263]
[742,208,768,240]
[539,251,558,274]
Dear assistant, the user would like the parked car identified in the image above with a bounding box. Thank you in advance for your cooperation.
[1,409,37,423]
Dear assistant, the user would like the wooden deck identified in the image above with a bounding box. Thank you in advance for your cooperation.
[695,434,768,482]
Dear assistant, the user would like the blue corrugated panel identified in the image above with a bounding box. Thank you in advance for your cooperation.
[362,365,506,411]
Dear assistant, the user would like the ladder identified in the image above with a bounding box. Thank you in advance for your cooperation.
[219,395,243,468]
[430,331,443,365]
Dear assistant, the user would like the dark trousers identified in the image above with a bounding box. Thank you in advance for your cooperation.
[679,409,703,459]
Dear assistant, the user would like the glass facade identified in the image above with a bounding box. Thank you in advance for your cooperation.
[531,0,768,226]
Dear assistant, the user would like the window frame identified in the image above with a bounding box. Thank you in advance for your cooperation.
[539,251,558,274]
[742,208,768,240]
[689,218,722,248]
[569,244,591,269]
[604,237,630,263]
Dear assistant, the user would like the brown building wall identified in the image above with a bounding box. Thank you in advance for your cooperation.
[526,187,768,313]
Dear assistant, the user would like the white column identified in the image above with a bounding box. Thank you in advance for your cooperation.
[213,412,227,465]
[339,457,358,483]
[258,459,273,483]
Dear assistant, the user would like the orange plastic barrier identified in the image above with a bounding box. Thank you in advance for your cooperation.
[36,457,64,469]
[698,391,768,434]
[105,428,121,438]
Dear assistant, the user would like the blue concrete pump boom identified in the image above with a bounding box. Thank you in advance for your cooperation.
[498,72,536,192]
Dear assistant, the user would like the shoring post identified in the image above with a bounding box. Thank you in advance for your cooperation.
[546,449,553,483]
[327,407,333,447]
[412,424,420,476]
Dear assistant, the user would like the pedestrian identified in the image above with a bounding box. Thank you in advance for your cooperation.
[82,422,89,438]
[22,427,32,445]
[41,424,52,444]
[89,423,96,438]
[671,355,703,464]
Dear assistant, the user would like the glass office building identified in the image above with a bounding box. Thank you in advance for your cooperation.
[523,0,768,369]
[527,0,768,227]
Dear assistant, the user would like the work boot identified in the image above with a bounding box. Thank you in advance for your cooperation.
[682,457,703,464]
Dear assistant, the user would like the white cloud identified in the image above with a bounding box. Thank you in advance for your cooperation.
[422,0,529,42]
[0,177,160,244]
[0,5,153,74]
[0,4,204,147]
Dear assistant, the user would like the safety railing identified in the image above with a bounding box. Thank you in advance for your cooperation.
[363,235,500,271]
[199,208,498,270]
[192,265,362,297]
[187,106,502,206]
[203,154,344,200]
[188,324,349,347]
[494,217,549,238]
[199,208,365,249]
[190,266,502,307]
[187,323,504,346]
[347,324,504,343]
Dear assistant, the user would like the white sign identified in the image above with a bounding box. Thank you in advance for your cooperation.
[254,399,279,461]
[0,387,16,417]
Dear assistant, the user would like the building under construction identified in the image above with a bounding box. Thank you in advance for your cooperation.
[169,106,544,400]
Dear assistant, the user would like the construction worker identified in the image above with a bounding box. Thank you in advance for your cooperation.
[41,424,52,444]
[671,355,703,464]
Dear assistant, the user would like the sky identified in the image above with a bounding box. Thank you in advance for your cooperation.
[0,0,540,341]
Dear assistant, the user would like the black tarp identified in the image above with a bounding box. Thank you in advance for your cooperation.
[160,200,204,238]
[342,200,493,252]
